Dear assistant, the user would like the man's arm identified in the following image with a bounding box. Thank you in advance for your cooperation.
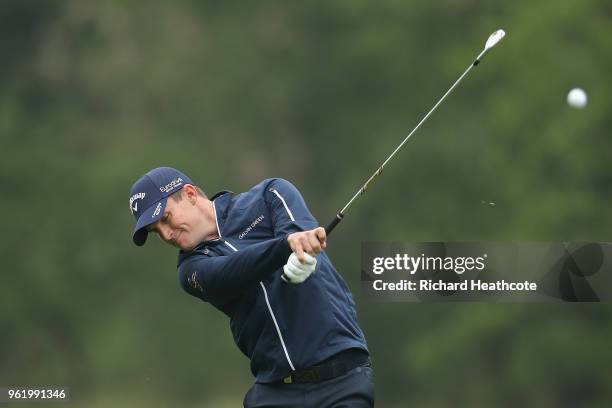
[178,236,292,304]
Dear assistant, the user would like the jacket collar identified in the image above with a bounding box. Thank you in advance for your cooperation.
[210,191,234,239]
[177,190,234,264]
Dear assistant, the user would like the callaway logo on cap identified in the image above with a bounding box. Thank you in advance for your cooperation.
[129,167,193,246]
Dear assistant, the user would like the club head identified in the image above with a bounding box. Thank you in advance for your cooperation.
[485,29,506,51]
[475,29,506,63]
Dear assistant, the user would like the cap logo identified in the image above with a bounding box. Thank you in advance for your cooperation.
[152,202,162,218]
[129,192,146,214]
[160,177,183,193]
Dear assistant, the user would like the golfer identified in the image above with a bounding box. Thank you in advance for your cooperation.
[129,167,374,407]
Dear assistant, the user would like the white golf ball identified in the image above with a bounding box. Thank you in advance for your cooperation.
[567,88,587,108]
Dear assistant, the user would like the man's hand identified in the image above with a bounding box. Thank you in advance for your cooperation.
[287,227,327,263]
[282,253,317,284]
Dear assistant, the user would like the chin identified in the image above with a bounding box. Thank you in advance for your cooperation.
[179,241,196,251]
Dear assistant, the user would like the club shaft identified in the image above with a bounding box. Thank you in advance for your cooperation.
[325,59,479,236]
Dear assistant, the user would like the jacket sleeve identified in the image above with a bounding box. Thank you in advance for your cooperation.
[264,178,319,238]
[177,236,292,304]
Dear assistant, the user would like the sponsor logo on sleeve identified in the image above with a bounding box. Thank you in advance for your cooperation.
[188,271,204,292]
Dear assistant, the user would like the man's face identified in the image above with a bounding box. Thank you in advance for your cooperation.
[147,190,205,251]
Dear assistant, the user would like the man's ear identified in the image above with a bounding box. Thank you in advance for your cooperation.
[183,184,198,204]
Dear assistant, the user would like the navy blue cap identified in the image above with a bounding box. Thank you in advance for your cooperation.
[129,167,193,246]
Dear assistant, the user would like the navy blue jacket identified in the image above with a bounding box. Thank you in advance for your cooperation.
[176,178,368,383]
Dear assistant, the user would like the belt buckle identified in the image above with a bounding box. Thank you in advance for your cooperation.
[283,376,293,384]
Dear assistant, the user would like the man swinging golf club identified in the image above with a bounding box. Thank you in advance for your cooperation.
[128,28,506,407]
[129,167,374,407]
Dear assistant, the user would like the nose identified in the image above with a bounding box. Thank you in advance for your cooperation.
[158,224,173,242]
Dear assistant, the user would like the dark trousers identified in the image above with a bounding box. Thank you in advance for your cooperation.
[243,365,375,408]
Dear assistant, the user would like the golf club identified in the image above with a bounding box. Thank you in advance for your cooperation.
[324,29,506,235]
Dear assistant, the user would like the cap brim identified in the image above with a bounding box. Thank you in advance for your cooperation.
[132,198,168,246]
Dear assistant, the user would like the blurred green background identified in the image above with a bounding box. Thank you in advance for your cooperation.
[2,0,612,406]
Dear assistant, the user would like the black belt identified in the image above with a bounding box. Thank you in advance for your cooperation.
[282,349,370,384]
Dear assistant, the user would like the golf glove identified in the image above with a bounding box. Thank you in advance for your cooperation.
[282,253,317,284]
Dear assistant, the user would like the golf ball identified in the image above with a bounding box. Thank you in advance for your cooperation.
[567,88,587,108]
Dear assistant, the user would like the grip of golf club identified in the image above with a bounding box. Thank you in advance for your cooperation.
[282,214,344,283]
[325,213,344,236]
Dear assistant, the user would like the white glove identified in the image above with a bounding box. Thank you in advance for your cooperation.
[282,253,317,284]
